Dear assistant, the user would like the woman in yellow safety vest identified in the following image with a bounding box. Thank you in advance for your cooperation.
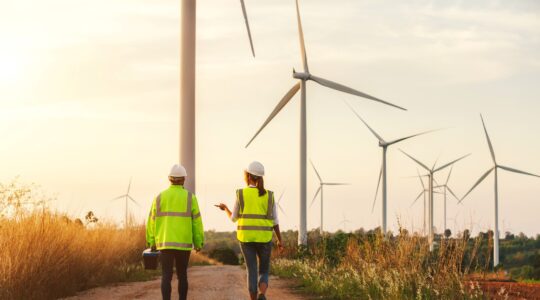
[216,161,284,300]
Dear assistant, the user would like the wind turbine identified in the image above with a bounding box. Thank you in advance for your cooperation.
[180,0,257,192]
[340,213,352,232]
[309,160,348,235]
[112,178,140,229]
[459,114,540,267]
[410,170,439,235]
[276,190,287,217]
[433,166,460,233]
[245,0,406,246]
[400,150,470,250]
[345,102,434,235]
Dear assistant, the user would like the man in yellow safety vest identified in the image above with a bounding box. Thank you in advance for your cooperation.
[146,164,204,300]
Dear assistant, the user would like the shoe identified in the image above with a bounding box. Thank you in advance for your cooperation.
[257,294,267,300]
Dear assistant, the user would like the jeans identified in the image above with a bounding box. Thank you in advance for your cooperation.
[239,241,272,295]
[160,249,191,300]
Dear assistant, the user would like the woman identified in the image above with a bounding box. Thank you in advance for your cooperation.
[216,161,284,300]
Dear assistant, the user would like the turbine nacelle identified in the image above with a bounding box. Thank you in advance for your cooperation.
[292,70,311,80]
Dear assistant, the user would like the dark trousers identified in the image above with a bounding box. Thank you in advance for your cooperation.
[240,242,272,295]
[160,249,191,300]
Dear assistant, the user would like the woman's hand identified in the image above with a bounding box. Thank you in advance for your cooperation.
[214,203,228,211]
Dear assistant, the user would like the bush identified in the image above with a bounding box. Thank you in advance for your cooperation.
[208,247,239,265]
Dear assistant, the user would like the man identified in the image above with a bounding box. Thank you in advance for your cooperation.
[146,164,204,300]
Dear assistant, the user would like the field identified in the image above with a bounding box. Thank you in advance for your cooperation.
[1,180,539,299]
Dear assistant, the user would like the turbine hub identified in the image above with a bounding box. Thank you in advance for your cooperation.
[293,71,310,80]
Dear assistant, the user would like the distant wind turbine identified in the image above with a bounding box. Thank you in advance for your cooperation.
[340,213,352,232]
[410,170,442,235]
[345,102,434,235]
[309,160,348,234]
[112,178,140,228]
[433,165,460,233]
[276,190,287,217]
[245,0,406,246]
[400,150,470,250]
[459,114,540,267]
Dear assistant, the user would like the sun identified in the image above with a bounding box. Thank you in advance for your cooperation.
[0,49,22,84]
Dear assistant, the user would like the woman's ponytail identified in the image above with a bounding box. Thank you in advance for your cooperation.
[255,176,266,197]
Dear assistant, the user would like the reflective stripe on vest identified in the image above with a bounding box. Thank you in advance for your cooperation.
[237,190,274,220]
[156,192,199,219]
[237,225,273,231]
[156,242,192,248]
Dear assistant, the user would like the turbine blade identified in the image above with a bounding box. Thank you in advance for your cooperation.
[498,165,540,178]
[127,177,132,194]
[278,203,287,216]
[445,165,454,185]
[410,191,424,207]
[112,195,126,201]
[417,169,426,189]
[295,0,309,72]
[400,149,431,172]
[309,159,323,182]
[343,100,385,144]
[240,0,255,57]
[387,128,440,146]
[310,186,322,208]
[480,114,496,164]
[323,183,349,186]
[371,164,383,213]
[446,186,460,201]
[245,82,301,148]
[434,153,471,173]
[277,190,285,204]
[460,167,495,203]
[310,75,406,111]
[128,195,140,207]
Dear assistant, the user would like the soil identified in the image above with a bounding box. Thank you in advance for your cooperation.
[63,265,307,300]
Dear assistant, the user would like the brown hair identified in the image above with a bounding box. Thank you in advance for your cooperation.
[244,171,266,196]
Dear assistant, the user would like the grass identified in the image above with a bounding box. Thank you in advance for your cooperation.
[271,231,488,299]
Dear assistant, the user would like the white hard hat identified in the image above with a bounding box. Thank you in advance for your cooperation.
[246,161,265,177]
[169,164,187,177]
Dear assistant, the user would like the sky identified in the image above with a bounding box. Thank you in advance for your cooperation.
[1,0,539,236]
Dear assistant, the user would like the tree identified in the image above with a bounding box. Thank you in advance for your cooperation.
[85,211,98,225]
[505,231,515,240]
[444,229,452,239]
[463,229,471,240]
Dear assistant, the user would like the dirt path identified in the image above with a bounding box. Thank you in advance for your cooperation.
[64,265,306,300]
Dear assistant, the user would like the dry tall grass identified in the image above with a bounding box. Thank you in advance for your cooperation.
[0,213,146,299]
[0,180,148,299]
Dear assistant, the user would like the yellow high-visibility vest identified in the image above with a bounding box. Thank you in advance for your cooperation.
[236,187,274,243]
[146,185,204,251]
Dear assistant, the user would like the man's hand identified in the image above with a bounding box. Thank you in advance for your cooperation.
[276,241,284,253]
[150,245,157,252]
[214,203,228,211]
[194,247,201,253]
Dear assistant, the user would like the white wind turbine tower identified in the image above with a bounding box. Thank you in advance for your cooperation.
[410,170,442,235]
[400,150,470,250]
[345,102,434,235]
[309,160,348,235]
[245,0,406,246]
[112,178,140,229]
[433,165,460,233]
[180,0,256,192]
[459,114,540,267]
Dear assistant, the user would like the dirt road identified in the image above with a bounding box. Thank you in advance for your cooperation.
[64,265,306,300]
